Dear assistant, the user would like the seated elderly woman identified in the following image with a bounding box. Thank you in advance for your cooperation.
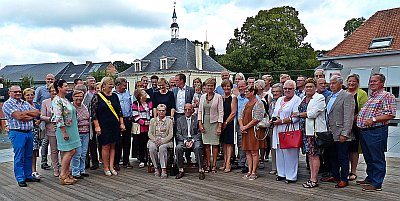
[148,104,174,178]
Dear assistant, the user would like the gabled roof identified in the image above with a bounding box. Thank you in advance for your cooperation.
[120,38,226,76]
[57,62,111,82]
[0,62,73,82]
[325,7,400,58]
[315,60,343,70]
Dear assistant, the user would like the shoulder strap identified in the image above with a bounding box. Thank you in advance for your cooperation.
[98,93,119,121]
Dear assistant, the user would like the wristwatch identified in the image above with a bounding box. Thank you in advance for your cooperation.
[372,117,377,123]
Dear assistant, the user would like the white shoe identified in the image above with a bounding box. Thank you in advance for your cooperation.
[139,162,145,168]
[32,172,41,179]
[269,170,277,175]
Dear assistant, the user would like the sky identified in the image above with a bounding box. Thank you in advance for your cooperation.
[0,0,399,67]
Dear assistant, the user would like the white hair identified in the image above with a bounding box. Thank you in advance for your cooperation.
[330,75,343,84]
[284,80,296,89]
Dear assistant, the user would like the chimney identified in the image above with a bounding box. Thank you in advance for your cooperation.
[203,41,209,56]
[86,61,92,66]
[195,42,203,70]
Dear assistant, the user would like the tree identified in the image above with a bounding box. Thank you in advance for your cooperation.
[220,6,319,75]
[91,69,116,82]
[209,45,217,60]
[19,75,34,90]
[343,17,365,38]
[113,61,132,73]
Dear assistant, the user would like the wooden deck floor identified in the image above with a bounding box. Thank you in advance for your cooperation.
[0,155,399,201]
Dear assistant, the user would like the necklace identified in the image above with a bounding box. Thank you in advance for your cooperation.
[206,93,214,103]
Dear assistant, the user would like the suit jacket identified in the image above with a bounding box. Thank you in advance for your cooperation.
[176,114,202,143]
[172,85,195,107]
[326,90,355,141]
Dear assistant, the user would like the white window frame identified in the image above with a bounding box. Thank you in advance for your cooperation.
[160,58,167,70]
[133,61,141,72]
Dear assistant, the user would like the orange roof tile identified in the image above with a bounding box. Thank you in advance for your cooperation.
[327,7,400,57]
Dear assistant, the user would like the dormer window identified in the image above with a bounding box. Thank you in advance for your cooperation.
[160,58,167,70]
[134,61,141,72]
[369,37,393,49]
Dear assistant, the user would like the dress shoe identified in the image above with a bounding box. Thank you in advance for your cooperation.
[362,184,382,192]
[25,178,40,182]
[285,180,297,184]
[276,176,286,181]
[175,171,184,179]
[81,173,89,177]
[41,163,51,170]
[199,172,205,180]
[335,181,348,188]
[90,164,99,170]
[18,181,27,187]
[321,176,340,183]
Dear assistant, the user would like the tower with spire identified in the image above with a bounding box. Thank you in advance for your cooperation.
[170,2,179,40]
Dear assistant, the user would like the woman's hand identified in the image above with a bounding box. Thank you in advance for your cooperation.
[216,127,222,136]
[95,126,101,136]
[120,123,126,131]
[273,118,283,125]
[222,122,227,130]
[34,120,41,126]
[199,124,205,133]
[240,125,247,134]
[62,132,69,141]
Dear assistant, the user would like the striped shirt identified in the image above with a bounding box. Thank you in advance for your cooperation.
[2,98,35,130]
[357,89,396,128]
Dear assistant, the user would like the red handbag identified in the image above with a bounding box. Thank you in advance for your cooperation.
[279,122,302,149]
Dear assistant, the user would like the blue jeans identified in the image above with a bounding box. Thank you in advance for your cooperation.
[71,134,89,176]
[360,126,388,188]
[8,130,33,182]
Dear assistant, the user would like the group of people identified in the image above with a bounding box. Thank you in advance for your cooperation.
[2,69,396,192]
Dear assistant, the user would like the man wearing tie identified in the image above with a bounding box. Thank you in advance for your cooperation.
[175,103,205,180]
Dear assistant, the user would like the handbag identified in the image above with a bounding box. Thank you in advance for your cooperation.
[314,115,334,148]
[279,119,302,149]
[131,101,141,135]
[256,99,271,129]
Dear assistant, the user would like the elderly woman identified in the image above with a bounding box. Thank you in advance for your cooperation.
[272,80,301,183]
[91,77,125,176]
[346,74,368,181]
[71,90,91,179]
[148,104,174,178]
[239,85,265,180]
[23,88,41,180]
[220,79,237,173]
[254,80,268,166]
[298,78,327,188]
[40,85,59,177]
[133,88,153,168]
[52,79,81,185]
[268,83,283,175]
[198,78,224,173]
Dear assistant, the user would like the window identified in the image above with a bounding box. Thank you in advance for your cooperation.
[369,37,393,49]
[160,58,167,70]
[349,68,372,88]
[134,61,141,72]
[70,73,76,78]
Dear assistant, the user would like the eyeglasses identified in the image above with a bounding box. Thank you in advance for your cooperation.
[11,91,22,93]
[158,110,166,112]
[184,109,192,111]
[24,94,34,96]
[283,88,294,90]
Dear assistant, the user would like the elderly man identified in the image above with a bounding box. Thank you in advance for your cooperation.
[215,70,230,95]
[321,75,355,188]
[295,75,306,99]
[169,76,177,90]
[175,103,205,180]
[33,73,54,170]
[317,78,332,98]
[247,77,256,87]
[356,73,396,192]
[236,80,249,172]
[113,77,133,170]
[314,69,325,80]
[3,86,41,187]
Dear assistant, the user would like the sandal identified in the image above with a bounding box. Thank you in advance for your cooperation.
[211,167,217,173]
[204,166,210,173]
[348,173,357,181]
[303,180,318,188]
[59,175,74,185]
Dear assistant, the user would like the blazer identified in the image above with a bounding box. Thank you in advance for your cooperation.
[326,90,355,141]
[198,93,224,124]
[176,114,202,143]
[305,93,327,136]
[172,85,195,106]
[40,98,56,137]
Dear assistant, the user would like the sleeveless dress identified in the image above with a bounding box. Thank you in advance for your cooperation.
[242,101,265,151]
[221,96,234,144]
[202,97,219,145]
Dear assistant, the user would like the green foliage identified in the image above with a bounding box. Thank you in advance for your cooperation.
[19,75,34,90]
[113,61,132,73]
[220,6,319,75]
[209,45,217,60]
[344,17,366,38]
[91,69,116,82]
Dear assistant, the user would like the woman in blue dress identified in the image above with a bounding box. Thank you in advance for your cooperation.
[52,79,81,185]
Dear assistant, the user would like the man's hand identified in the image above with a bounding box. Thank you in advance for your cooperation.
[339,135,348,143]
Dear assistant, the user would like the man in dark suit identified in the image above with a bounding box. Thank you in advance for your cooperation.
[175,103,205,180]
[173,73,195,163]
[321,75,355,188]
